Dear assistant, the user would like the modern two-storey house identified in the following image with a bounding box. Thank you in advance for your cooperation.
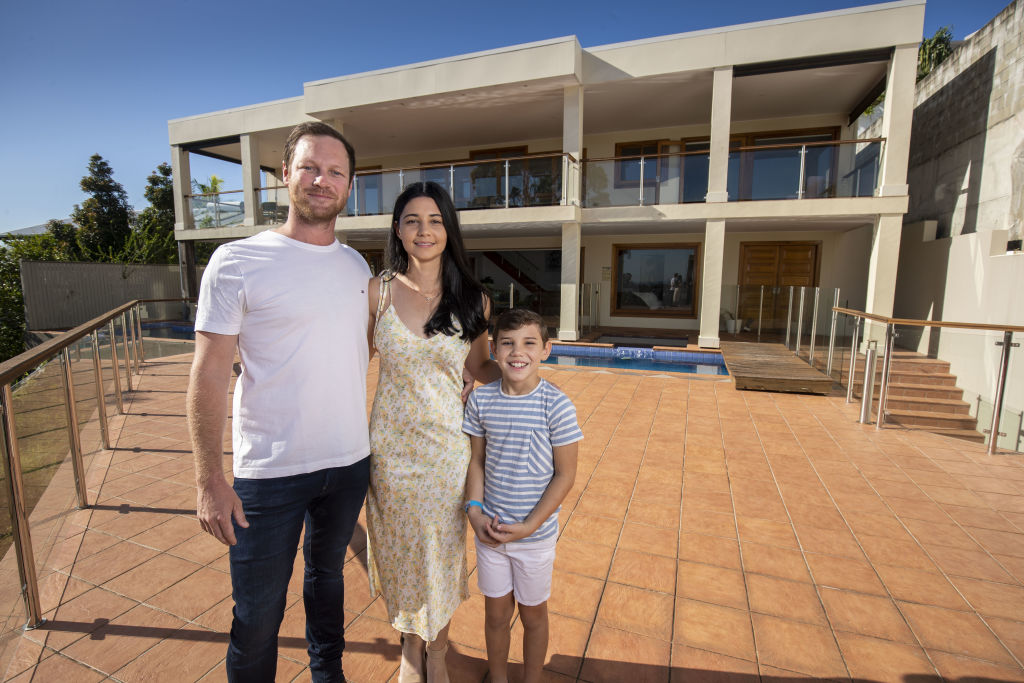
[168,0,925,346]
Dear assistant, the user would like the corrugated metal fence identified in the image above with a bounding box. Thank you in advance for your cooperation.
[20,261,204,330]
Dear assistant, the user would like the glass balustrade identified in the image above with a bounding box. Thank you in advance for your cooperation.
[583,140,883,207]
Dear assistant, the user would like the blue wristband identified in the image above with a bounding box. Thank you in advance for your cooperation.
[464,500,484,514]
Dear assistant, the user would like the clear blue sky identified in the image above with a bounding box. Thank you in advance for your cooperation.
[0,0,1010,232]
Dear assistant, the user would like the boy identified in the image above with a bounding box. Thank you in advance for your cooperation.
[462,308,583,683]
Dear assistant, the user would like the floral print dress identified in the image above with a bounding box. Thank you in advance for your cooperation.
[366,280,471,641]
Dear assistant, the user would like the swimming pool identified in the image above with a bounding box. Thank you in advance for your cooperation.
[545,344,728,375]
[138,324,727,375]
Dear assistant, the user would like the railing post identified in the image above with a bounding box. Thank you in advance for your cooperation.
[398,169,404,192]
[826,289,840,378]
[797,145,807,199]
[449,165,455,199]
[785,287,794,348]
[796,288,806,356]
[135,303,145,364]
[126,308,138,375]
[875,323,896,430]
[0,384,44,628]
[638,157,645,205]
[859,342,878,423]
[108,321,124,414]
[353,176,359,216]
[91,331,110,450]
[120,313,133,392]
[809,287,820,367]
[509,283,515,309]
[987,331,1017,455]
[504,160,510,209]
[60,349,89,509]
[562,155,569,206]
[846,317,861,403]
[757,286,764,343]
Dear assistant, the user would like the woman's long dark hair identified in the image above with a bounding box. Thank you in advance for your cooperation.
[385,181,489,340]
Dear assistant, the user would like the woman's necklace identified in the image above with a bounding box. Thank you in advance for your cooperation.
[402,276,441,303]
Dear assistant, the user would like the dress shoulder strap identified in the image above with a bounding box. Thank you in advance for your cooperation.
[374,274,392,335]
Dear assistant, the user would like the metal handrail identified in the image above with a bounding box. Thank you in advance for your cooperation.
[0,297,193,627]
[832,307,1024,333]
[830,307,1019,454]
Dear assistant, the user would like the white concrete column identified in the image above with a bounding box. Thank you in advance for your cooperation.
[698,220,726,348]
[558,222,582,340]
[864,213,903,317]
[241,134,262,227]
[562,85,583,206]
[171,145,193,232]
[878,45,917,197]
[706,67,733,203]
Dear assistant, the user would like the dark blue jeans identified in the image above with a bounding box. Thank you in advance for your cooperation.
[226,458,369,683]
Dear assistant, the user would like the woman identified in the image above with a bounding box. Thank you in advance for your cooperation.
[366,181,500,683]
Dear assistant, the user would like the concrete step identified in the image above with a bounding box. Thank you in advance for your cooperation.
[854,383,967,401]
[885,408,979,431]
[883,424,987,444]
[882,396,972,415]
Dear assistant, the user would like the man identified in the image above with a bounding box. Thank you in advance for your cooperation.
[187,121,370,683]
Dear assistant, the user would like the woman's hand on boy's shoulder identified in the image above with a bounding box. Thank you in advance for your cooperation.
[461,367,475,403]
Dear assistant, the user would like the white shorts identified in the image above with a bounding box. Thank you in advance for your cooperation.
[474,536,557,606]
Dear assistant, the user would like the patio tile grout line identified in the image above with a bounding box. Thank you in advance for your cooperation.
[563,372,649,682]
[778,391,1019,674]
[851,421,1024,670]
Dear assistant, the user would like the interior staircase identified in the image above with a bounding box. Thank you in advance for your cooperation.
[832,349,985,443]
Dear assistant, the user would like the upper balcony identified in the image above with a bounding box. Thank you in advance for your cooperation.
[170,1,925,241]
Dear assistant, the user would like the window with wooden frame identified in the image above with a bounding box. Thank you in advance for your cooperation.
[611,243,701,318]
[614,140,661,188]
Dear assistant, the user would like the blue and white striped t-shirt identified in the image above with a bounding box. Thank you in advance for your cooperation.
[463,379,583,543]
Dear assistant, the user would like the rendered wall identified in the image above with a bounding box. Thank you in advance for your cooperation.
[896,1,1024,447]
[895,226,1024,446]
[905,1,1024,239]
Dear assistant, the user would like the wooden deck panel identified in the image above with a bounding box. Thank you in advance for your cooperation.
[720,341,834,395]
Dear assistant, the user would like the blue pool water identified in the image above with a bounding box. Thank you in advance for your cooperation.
[139,324,728,375]
[545,344,728,375]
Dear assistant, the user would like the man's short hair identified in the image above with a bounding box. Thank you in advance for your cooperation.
[283,122,356,179]
[494,308,549,343]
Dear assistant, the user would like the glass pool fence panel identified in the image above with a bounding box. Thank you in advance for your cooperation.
[189,190,245,229]
[138,303,197,360]
[7,351,81,604]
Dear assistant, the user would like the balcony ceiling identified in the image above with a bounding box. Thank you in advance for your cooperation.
[186,59,887,170]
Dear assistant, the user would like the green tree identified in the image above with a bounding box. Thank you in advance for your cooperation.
[45,219,82,261]
[122,163,177,264]
[918,26,953,81]
[0,234,64,360]
[71,154,134,260]
[864,26,956,116]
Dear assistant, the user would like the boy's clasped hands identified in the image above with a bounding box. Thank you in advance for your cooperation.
[468,508,534,546]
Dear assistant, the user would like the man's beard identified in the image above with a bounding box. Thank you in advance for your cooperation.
[290,189,346,223]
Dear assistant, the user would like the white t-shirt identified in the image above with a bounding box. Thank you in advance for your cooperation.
[195,229,372,478]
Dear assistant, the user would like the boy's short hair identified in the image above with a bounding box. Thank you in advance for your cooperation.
[494,308,549,343]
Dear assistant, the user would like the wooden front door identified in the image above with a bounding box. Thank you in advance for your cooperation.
[737,242,819,332]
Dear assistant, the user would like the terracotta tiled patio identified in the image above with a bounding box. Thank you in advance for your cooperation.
[2,351,1023,682]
